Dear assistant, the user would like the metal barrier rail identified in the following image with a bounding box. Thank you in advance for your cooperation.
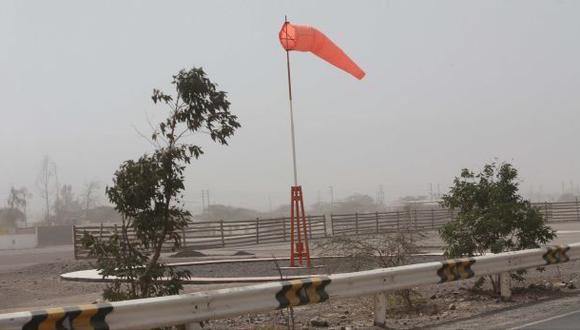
[1,243,578,330]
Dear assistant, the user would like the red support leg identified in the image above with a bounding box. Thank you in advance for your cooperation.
[290,187,296,267]
[289,185,311,267]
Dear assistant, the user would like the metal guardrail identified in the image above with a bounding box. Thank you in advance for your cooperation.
[1,243,578,330]
[72,200,580,259]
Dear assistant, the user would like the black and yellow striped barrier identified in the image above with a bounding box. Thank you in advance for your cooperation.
[275,276,331,309]
[543,245,570,265]
[437,258,476,283]
[21,303,113,330]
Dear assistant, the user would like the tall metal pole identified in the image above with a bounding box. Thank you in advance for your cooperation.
[284,17,298,186]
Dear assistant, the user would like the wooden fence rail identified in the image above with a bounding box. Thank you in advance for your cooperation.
[73,200,580,259]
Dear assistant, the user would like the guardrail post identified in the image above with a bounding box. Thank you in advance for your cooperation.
[322,214,328,237]
[255,218,259,244]
[375,212,379,233]
[308,215,312,239]
[99,223,103,239]
[374,292,388,327]
[355,212,359,235]
[500,272,511,301]
[220,220,225,247]
[544,202,549,222]
[282,218,287,241]
[413,210,418,230]
[396,211,400,232]
[180,322,202,330]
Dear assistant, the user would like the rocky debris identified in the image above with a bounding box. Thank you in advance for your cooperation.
[310,316,329,327]
[233,250,254,256]
[170,249,207,258]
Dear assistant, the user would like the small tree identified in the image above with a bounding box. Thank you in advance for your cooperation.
[36,156,56,222]
[440,161,556,291]
[53,184,82,224]
[81,181,101,223]
[83,68,240,301]
[317,232,422,309]
[6,186,30,226]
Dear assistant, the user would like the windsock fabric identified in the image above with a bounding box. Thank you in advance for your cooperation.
[279,22,365,80]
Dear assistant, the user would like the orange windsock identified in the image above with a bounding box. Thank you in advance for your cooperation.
[279,22,365,80]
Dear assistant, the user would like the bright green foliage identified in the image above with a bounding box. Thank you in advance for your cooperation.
[83,68,240,301]
[440,161,556,258]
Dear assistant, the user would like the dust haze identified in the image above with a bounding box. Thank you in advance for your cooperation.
[1,1,579,223]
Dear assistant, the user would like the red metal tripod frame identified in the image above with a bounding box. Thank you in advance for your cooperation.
[290,185,311,267]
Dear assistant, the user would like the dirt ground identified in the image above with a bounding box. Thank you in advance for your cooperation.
[1,254,579,329]
[207,260,580,329]
[1,222,580,329]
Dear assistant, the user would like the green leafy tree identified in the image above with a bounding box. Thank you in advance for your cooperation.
[439,161,556,291]
[83,68,240,301]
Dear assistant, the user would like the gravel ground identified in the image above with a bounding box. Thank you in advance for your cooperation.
[1,224,579,329]
[176,256,443,278]
[1,257,578,330]
[206,260,580,329]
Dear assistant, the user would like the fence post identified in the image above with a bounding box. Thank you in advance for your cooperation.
[72,225,77,259]
[431,209,435,229]
[576,197,579,222]
[99,223,103,239]
[181,227,187,247]
[375,212,379,234]
[322,215,328,237]
[413,210,418,230]
[355,212,359,235]
[282,217,287,241]
[308,215,312,239]
[396,211,400,232]
[544,202,549,222]
[330,214,335,236]
[374,292,388,327]
[255,218,259,244]
[220,220,225,247]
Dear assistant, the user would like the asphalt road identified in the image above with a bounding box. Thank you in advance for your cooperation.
[0,245,73,273]
[516,310,580,329]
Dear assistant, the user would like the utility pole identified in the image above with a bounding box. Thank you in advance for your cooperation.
[376,185,385,206]
[562,181,566,195]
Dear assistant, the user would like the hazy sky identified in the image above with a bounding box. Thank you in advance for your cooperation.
[1,1,579,218]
